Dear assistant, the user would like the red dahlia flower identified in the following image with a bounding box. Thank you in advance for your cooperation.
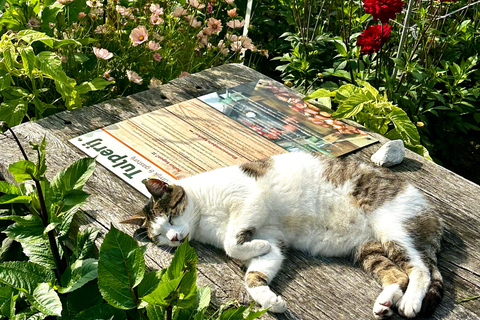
[357,24,392,54]
[363,0,404,24]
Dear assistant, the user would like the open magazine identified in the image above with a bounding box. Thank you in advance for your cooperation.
[69,80,377,197]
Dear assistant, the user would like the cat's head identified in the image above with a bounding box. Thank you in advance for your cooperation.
[121,178,191,247]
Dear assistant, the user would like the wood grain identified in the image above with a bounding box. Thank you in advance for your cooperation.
[1,64,479,319]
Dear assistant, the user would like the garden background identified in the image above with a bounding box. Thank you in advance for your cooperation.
[0,0,479,318]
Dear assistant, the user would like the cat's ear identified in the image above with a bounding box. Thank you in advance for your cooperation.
[145,178,169,198]
[169,185,187,214]
[120,212,147,227]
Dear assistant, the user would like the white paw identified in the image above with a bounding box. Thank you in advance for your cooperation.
[252,240,272,256]
[263,295,287,313]
[373,284,403,319]
[248,285,287,313]
[373,301,393,319]
[398,293,423,318]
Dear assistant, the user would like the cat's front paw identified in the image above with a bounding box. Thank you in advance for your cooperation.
[252,239,272,256]
[373,301,393,319]
[398,293,423,318]
[373,284,403,319]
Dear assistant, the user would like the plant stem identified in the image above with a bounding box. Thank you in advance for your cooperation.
[7,126,65,282]
[165,305,173,320]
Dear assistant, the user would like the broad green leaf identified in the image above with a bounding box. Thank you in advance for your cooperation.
[16,30,55,48]
[59,258,98,293]
[76,78,112,95]
[303,88,334,101]
[98,225,145,310]
[167,239,197,280]
[0,261,55,294]
[142,276,182,307]
[56,205,79,239]
[197,286,211,311]
[8,160,37,183]
[36,51,70,84]
[2,214,45,245]
[218,305,249,320]
[357,81,379,100]
[244,306,268,320]
[19,46,36,78]
[0,286,14,317]
[31,283,62,316]
[0,98,29,128]
[146,304,165,319]
[331,101,366,119]
[137,270,163,298]
[21,242,55,269]
[50,157,95,201]
[0,194,31,204]
[53,38,82,48]
[66,280,102,314]
[73,301,126,319]
[74,227,99,261]
[388,107,421,146]
[334,84,362,104]
[0,70,13,90]
[333,40,347,58]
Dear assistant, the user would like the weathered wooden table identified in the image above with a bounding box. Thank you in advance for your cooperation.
[1,64,479,319]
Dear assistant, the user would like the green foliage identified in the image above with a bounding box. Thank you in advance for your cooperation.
[305,81,431,158]
[0,135,265,319]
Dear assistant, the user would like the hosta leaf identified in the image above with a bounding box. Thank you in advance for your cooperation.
[50,158,95,202]
[98,225,145,310]
[59,258,98,293]
[0,261,55,294]
[31,283,62,316]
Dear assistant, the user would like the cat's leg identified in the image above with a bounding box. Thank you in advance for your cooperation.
[244,242,287,313]
[383,241,434,318]
[224,225,272,260]
[357,241,409,319]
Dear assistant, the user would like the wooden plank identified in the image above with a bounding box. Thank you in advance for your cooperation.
[1,64,479,319]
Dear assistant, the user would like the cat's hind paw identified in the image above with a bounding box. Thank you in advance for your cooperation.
[249,286,287,313]
[397,293,423,318]
[373,284,403,319]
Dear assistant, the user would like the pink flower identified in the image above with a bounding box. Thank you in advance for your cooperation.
[153,53,162,62]
[148,40,161,51]
[149,4,164,15]
[239,35,255,50]
[130,25,148,46]
[57,0,73,3]
[204,17,222,35]
[227,8,237,17]
[224,0,234,4]
[172,7,187,17]
[93,47,113,60]
[127,70,143,85]
[226,19,245,28]
[189,0,205,9]
[186,15,202,28]
[197,30,208,47]
[230,40,242,52]
[179,71,190,78]
[150,14,164,25]
[207,2,213,13]
[95,24,107,34]
[103,70,114,81]
[218,40,229,55]
[78,12,86,19]
[48,22,55,28]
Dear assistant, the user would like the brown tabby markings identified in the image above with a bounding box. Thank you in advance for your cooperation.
[246,271,268,288]
[321,157,406,211]
[357,241,409,291]
[151,185,188,219]
[236,227,255,245]
[240,158,272,179]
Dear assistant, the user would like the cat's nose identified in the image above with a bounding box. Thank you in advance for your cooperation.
[171,234,179,242]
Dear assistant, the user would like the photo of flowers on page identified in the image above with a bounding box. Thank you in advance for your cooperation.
[198,80,377,157]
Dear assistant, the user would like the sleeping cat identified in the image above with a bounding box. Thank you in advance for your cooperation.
[121,151,443,319]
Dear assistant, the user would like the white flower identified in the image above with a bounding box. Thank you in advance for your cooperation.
[93,47,113,60]
[127,70,143,85]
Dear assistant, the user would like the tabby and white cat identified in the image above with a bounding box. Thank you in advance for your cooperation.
[122,151,443,319]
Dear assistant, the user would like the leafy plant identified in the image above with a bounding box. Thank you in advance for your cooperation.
[305,81,430,158]
[0,122,266,319]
